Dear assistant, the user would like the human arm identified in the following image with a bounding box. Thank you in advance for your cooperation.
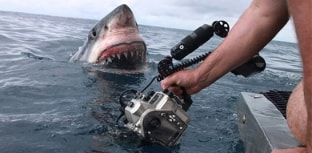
[161,0,289,95]
[287,0,312,152]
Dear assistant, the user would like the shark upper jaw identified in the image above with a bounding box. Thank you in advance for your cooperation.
[95,40,146,68]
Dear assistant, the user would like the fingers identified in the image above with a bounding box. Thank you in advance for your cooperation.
[160,79,170,90]
[161,72,178,90]
[163,86,183,98]
[161,72,183,97]
[160,69,200,96]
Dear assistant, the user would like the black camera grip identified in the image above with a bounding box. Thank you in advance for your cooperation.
[181,87,193,111]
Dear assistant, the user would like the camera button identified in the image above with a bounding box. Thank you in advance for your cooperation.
[160,113,166,117]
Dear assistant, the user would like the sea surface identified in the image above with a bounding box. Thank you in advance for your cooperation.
[0,11,302,153]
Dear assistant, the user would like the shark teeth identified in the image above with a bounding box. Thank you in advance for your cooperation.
[107,57,112,63]
[100,50,145,65]
[123,52,128,58]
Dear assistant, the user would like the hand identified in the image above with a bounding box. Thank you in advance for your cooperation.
[161,68,204,96]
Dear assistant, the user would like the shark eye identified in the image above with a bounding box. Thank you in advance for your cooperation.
[89,28,97,40]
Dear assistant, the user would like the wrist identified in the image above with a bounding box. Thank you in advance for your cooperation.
[194,50,230,88]
[193,62,213,89]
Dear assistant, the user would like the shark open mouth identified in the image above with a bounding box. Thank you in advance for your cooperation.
[97,41,146,68]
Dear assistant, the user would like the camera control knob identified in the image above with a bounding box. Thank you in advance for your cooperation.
[147,91,155,97]
[212,20,230,37]
[160,112,167,117]
[127,102,134,108]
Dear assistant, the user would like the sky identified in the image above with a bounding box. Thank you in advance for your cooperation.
[0,0,297,42]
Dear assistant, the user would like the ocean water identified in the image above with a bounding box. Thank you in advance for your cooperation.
[0,11,302,153]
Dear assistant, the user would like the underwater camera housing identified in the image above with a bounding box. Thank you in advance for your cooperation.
[117,20,266,147]
[117,21,230,147]
[123,90,190,147]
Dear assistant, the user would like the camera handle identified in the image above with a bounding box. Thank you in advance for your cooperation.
[163,87,193,111]
[156,53,211,111]
[180,87,193,111]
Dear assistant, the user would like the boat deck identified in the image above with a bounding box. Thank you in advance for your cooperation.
[237,91,301,153]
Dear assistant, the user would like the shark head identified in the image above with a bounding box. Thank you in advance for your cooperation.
[70,4,146,69]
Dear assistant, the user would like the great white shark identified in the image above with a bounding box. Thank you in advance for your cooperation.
[70,4,146,69]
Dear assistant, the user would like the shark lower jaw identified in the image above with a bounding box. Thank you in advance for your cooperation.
[96,41,146,68]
